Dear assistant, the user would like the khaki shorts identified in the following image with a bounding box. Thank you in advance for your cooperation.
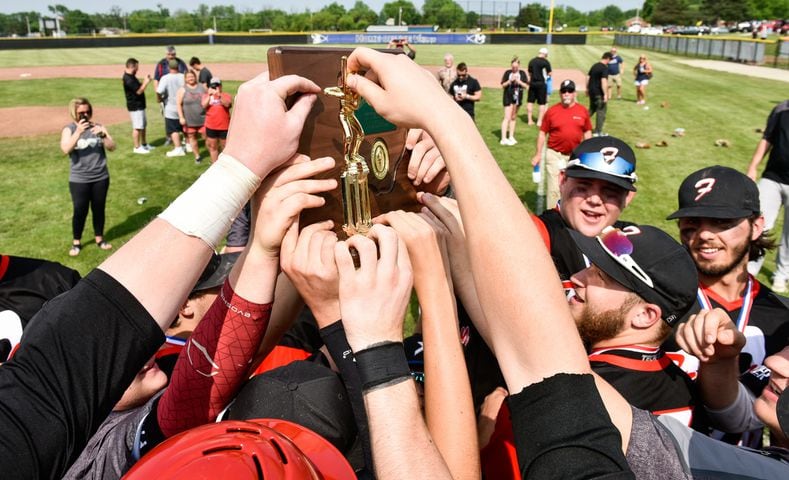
[544,148,570,210]
[608,73,622,87]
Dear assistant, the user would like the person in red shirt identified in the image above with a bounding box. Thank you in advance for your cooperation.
[531,79,593,209]
[201,77,233,163]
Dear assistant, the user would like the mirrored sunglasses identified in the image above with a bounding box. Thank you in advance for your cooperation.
[566,151,637,181]
[597,227,654,288]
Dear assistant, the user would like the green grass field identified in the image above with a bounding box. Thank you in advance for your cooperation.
[0,43,785,287]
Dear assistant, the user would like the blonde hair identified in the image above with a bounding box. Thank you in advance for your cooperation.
[68,97,93,121]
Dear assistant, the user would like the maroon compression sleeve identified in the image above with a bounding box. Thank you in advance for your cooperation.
[157,281,272,437]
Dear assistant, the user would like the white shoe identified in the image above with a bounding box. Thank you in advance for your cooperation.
[133,146,150,154]
[184,143,193,153]
[500,139,509,145]
[144,144,155,150]
[166,147,186,157]
[772,277,788,294]
[508,137,517,145]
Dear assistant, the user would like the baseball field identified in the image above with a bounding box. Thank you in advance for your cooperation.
[0,42,786,284]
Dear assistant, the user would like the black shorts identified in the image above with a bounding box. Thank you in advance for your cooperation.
[165,117,183,135]
[528,84,548,105]
[503,91,523,107]
[206,128,228,139]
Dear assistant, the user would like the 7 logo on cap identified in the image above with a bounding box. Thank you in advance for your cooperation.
[694,178,716,201]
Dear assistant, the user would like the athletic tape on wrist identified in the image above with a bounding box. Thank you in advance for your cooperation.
[355,341,411,392]
[158,153,260,249]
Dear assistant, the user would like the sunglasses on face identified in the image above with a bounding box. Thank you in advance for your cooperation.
[560,88,575,93]
[566,151,637,181]
[597,227,654,288]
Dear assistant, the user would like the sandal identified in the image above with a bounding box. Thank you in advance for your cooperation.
[69,243,82,257]
[97,240,113,251]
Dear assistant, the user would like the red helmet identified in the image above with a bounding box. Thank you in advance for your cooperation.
[123,419,355,480]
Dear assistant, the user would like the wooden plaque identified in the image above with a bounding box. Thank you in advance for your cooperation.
[267,46,421,237]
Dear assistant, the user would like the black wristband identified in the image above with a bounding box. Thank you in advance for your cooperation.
[355,341,411,392]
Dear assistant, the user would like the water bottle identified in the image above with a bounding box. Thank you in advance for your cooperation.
[532,163,541,184]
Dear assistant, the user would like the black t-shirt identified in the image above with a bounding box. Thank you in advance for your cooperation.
[587,62,609,98]
[122,73,146,111]
[449,75,481,119]
[761,100,789,185]
[501,69,527,104]
[197,67,212,86]
[527,57,551,85]
[0,269,164,479]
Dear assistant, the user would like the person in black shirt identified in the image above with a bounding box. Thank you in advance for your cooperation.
[526,47,552,126]
[587,51,612,136]
[449,63,482,120]
[122,58,152,154]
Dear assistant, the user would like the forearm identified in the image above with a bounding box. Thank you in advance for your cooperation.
[365,379,452,479]
[420,273,480,479]
[534,131,546,154]
[704,382,763,433]
[157,279,274,437]
[698,357,740,410]
[425,111,590,390]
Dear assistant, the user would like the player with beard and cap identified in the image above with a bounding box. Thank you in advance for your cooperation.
[665,165,789,446]
[568,225,708,429]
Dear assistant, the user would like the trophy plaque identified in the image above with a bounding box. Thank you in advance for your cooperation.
[266,46,423,237]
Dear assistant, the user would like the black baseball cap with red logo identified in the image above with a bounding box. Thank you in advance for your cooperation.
[667,165,761,220]
[564,136,638,192]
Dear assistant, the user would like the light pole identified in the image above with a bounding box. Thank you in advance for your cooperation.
[398,7,402,26]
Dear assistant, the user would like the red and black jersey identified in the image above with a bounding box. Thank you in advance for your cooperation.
[589,345,707,431]
[665,278,789,393]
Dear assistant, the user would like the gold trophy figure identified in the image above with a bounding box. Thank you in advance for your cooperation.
[324,56,372,236]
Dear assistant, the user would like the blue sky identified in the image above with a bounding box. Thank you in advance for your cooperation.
[1,1,645,15]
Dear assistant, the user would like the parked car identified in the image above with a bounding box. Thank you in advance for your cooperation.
[710,26,730,34]
[579,25,588,32]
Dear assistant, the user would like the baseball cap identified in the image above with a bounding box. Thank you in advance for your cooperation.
[167,59,179,69]
[564,136,638,192]
[209,77,222,87]
[666,165,760,220]
[225,360,357,453]
[569,225,698,326]
[539,47,549,55]
[559,79,576,92]
[191,252,240,295]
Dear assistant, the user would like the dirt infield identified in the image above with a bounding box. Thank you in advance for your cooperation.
[0,63,585,138]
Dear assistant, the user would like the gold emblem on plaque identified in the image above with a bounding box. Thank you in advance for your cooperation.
[371,139,389,180]
[324,56,372,237]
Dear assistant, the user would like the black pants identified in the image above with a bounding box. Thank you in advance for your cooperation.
[589,95,607,135]
[69,178,109,241]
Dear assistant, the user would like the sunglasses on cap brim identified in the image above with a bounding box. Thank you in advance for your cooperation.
[597,227,654,288]
[566,151,637,182]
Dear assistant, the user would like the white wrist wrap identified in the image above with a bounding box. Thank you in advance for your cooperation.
[158,153,261,249]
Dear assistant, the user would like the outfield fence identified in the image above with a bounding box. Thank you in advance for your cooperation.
[614,33,788,68]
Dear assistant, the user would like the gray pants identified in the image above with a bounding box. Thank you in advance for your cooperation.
[748,177,789,280]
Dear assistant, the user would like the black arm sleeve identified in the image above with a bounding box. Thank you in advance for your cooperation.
[0,269,164,480]
[508,373,635,479]
[319,321,373,477]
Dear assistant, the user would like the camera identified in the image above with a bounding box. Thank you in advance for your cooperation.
[78,112,90,123]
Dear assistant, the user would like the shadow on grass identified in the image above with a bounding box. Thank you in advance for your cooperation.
[104,207,161,242]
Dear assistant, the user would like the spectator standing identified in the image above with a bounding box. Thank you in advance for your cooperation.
[747,100,789,292]
[500,56,528,146]
[188,56,212,88]
[387,38,416,59]
[156,60,186,157]
[201,77,233,163]
[526,47,552,126]
[633,54,652,105]
[59,97,116,257]
[606,47,624,100]
[530,80,592,209]
[587,51,611,136]
[436,53,457,93]
[449,63,482,121]
[122,58,153,154]
[153,46,188,147]
[177,70,206,164]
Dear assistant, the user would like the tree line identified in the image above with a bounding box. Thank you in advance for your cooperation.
[0,0,785,37]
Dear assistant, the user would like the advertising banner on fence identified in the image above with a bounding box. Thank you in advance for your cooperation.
[309,32,488,45]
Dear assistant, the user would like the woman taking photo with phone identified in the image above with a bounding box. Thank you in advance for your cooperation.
[633,54,653,105]
[60,97,115,257]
